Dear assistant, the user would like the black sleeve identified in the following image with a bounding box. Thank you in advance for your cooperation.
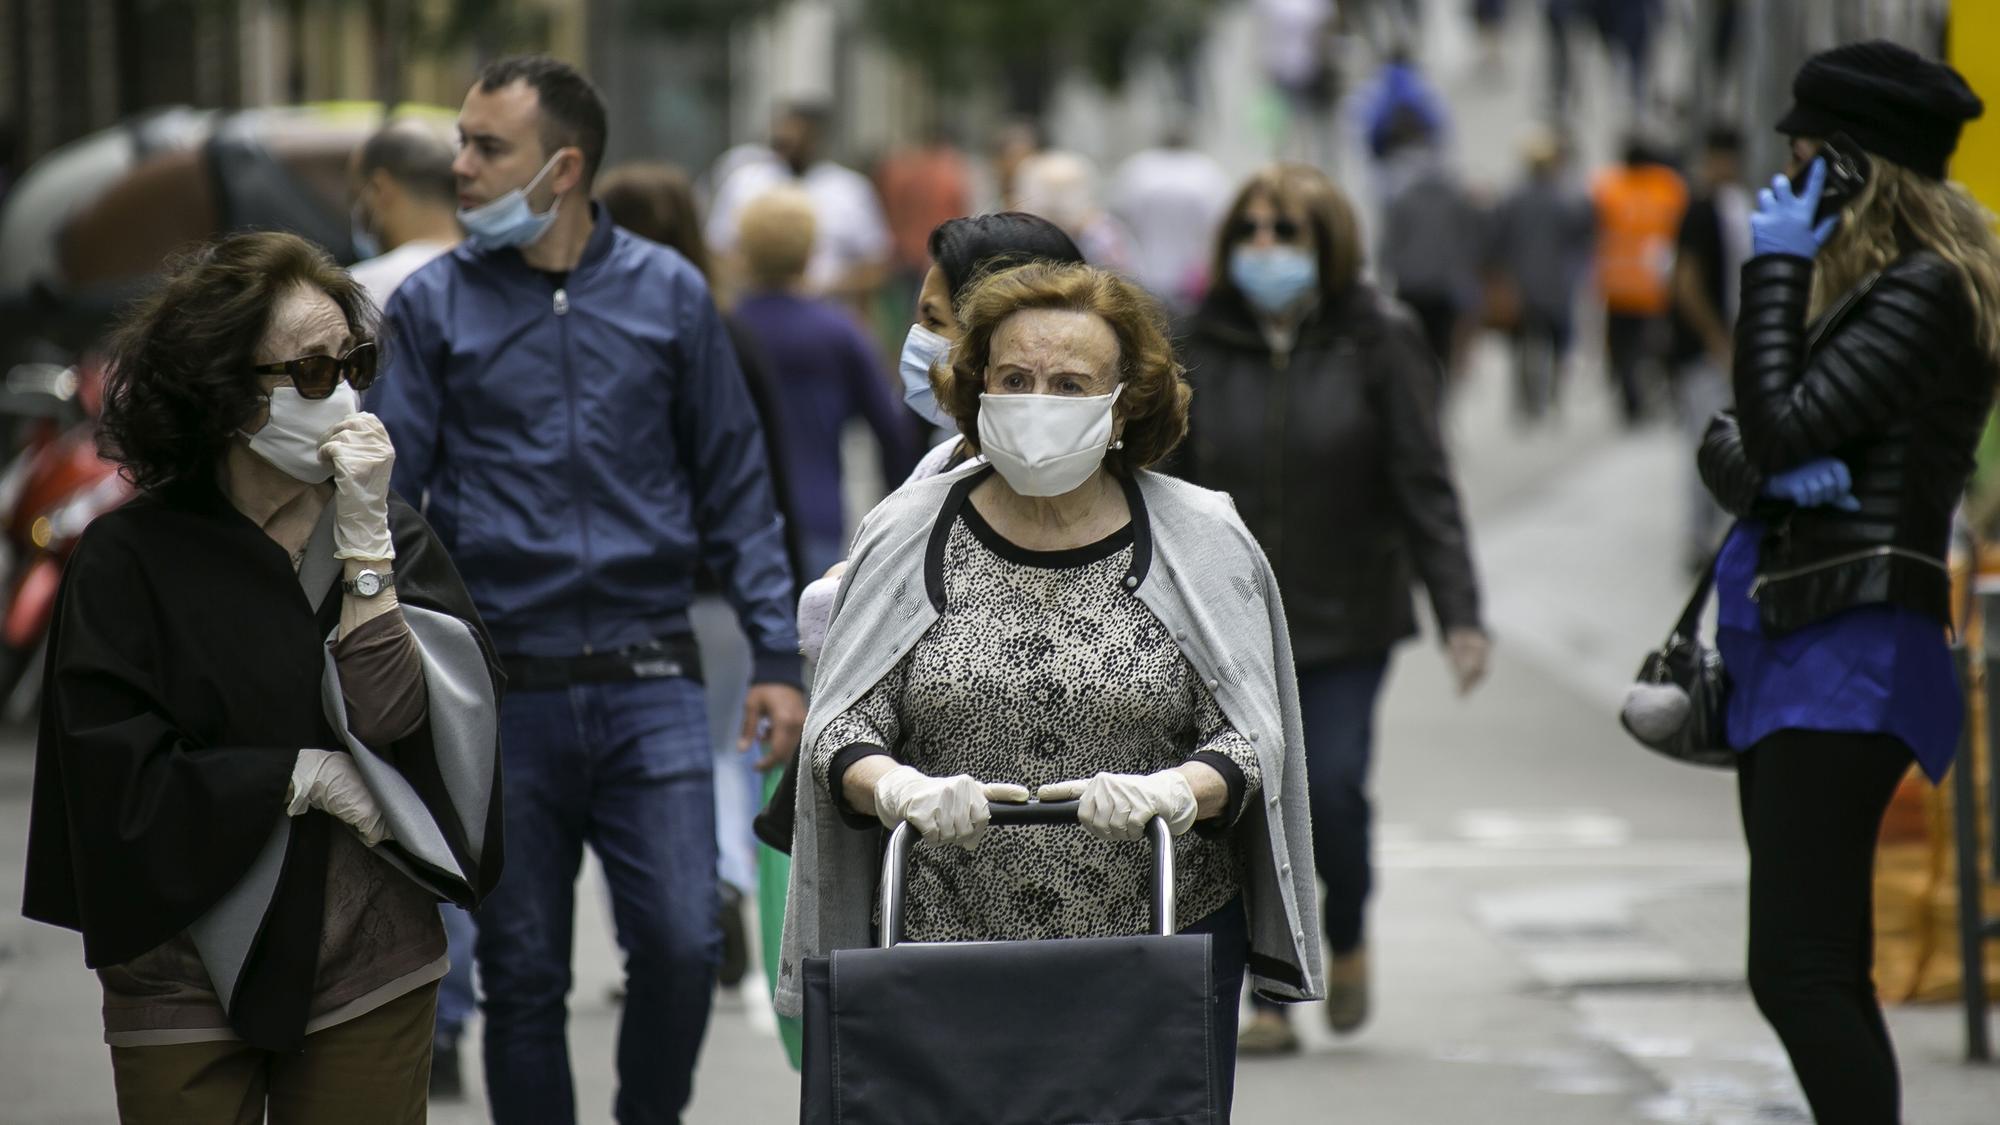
[826,744,893,829]
[21,524,296,967]
[1696,411,1765,518]
[1732,252,1969,473]
[1374,305,1485,633]
[1188,752,1247,840]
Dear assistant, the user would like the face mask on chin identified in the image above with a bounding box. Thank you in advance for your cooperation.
[976,384,1124,498]
[241,383,361,483]
[458,151,565,251]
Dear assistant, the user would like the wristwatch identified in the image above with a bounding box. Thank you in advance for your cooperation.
[343,568,395,598]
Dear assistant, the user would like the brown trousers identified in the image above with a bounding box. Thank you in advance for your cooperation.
[108,982,437,1125]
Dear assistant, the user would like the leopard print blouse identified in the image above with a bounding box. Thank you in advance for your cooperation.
[814,505,1262,943]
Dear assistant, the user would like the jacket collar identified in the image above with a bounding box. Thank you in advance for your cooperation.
[923,465,1152,612]
[1191,282,1381,353]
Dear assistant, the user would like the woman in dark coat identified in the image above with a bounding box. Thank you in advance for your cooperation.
[1697,42,1997,1124]
[1176,162,1487,1051]
[21,231,502,1122]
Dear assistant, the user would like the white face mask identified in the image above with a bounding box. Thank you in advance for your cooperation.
[976,385,1123,498]
[243,383,361,482]
[897,323,955,429]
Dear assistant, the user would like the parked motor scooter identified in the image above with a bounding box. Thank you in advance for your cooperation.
[0,359,132,719]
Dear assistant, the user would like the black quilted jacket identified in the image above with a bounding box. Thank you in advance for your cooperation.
[1698,250,1996,634]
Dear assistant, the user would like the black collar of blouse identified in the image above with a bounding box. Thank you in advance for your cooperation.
[925,464,1152,613]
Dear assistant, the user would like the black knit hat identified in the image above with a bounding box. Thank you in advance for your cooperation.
[1776,40,1983,179]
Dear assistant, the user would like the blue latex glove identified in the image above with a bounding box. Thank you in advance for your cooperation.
[1761,456,1862,510]
[1751,158,1839,258]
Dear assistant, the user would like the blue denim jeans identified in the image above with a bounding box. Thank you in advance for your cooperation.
[436,903,478,1047]
[1250,653,1391,1012]
[476,676,720,1125]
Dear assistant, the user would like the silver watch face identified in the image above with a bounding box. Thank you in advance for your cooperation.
[354,571,383,597]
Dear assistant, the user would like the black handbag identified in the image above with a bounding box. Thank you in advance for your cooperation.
[1619,558,1736,768]
[801,801,1224,1125]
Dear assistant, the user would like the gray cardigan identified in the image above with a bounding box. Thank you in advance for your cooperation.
[775,465,1325,1018]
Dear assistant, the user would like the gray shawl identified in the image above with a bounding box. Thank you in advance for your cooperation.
[776,466,1324,1018]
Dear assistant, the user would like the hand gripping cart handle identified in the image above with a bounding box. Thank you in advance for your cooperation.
[878,799,1177,946]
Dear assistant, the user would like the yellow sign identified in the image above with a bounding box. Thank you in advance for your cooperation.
[1951,6,2000,210]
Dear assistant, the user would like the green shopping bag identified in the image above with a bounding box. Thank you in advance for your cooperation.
[759,766,803,1070]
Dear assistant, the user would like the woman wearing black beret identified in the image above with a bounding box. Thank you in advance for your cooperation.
[1698,41,1999,1125]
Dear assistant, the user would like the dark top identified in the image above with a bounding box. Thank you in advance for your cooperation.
[731,291,916,542]
[1698,250,1996,633]
[21,481,504,1050]
[1176,286,1484,665]
[373,203,802,684]
[1670,196,1724,365]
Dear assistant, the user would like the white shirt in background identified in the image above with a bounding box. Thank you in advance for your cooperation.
[349,240,455,309]
[706,160,891,294]
[1110,147,1236,308]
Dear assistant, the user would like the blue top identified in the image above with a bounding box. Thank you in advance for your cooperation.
[1715,520,1958,781]
[731,292,914,542]
[370,204,801,684]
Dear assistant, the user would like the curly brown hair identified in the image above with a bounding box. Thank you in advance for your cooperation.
[935,262,1189,475]
[99,232,377,493]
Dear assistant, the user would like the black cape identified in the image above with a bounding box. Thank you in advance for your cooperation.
[21,479,503,1050]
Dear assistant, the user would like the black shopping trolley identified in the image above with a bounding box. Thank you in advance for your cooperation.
[800,800,1225,1125]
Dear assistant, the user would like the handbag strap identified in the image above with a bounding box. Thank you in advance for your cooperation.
[1669,551,1720,643]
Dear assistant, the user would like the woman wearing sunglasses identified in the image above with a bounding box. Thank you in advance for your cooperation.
[1176,163,1487,1052]
[22,231,503,1122]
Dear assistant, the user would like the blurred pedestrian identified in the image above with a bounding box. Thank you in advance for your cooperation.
[22,231,502,1122]
[991,119,1043,209]
[706,102,892,309]
[1697,42,1996,1125]
[1110,126,1235,313]
[598,161,812,999]
[1486,127,1596,423]
[777,261,1325,1118]
[1178,163,1487,1052]
[1591,136,1687,425]
[875,126,974,311]
[1356,45,1450,168]
[732,186,916,578]
[1668,125,1749,571]
[1378,109,1485,386]
[371,57,805,1125]
[345,113,479,1101]
[1013,151,1135,272]
[348,119,461,309]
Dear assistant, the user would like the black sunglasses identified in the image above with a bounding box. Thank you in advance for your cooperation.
[251,342,378,400]
[1230,217,1303,242]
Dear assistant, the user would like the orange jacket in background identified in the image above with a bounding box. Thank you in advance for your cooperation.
[1592,162,1689,316]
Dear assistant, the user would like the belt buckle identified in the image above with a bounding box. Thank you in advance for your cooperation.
[628,658,684,680]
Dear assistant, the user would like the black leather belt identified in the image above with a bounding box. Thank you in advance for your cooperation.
[502,637,703,693]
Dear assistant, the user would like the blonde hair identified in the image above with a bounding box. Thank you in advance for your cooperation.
[1811,160,2000,363]
[938,261,1190,475]
[736,187,816,288]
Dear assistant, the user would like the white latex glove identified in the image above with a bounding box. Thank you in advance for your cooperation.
[321,413,396,562]
[1037,770,1198,841]
[872,764,1030,850]
[287,748,390,846]
[1445,627,1490,696]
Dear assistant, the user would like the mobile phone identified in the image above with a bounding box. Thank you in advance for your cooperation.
[1790,133,1871,226]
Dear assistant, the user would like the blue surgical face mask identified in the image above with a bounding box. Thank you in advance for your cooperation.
[350,203,382,261]
[458,152,563,251]
[1229,245,1318,315]
[898,323,955,429]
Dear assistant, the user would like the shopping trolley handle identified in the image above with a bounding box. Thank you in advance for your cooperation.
[877,800,1176,948]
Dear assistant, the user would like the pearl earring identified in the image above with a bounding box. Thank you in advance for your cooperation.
[1111,439,1125,450]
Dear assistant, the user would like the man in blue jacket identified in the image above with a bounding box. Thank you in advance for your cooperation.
[371,56,805,1125]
